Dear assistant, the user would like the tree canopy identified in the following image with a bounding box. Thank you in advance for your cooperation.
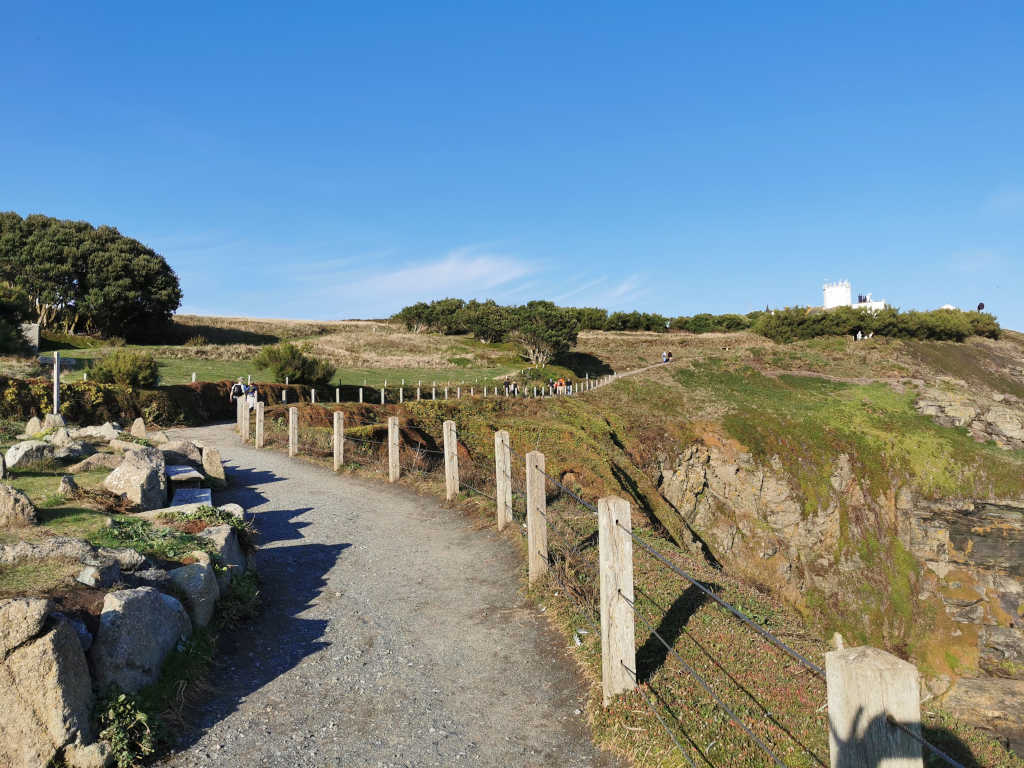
[0,212,182,340]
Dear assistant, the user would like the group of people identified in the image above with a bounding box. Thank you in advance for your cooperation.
[502,377,521,396]
[661,351,674,364]
[230,378,259,410]
[548,377,576,394]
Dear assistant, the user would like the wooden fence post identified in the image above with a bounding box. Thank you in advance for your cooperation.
[417,386,421,400]
[825,647,923,768]
[359,387,363,403]
[400,387,404,403]
[288,406,298,457]
[191,372,196,383]
[380,389,385,405]
[335,387,340,403]
[311,388,316,404]
[457,386,461,399]
[598,496,636,705]
[236,396,243,436]
[388,416,400,482]
[494,430,512,530]
[444,386,448,400]
[432,386,436,400]
[525,451,548,584]
[333,410,344,471]
[282,389,288,404]
[255,402,265,448]
[443,420,459,501]
[242,403,251,443]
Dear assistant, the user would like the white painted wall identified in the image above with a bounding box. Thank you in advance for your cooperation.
[823,281,852,309]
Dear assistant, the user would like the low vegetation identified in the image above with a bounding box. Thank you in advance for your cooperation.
[89,350,160,388]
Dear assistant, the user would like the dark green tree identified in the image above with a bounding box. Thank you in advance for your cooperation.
[510,301,579,366]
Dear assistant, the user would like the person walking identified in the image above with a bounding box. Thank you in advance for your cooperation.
[230,378,245,403]
[245,383,258,411]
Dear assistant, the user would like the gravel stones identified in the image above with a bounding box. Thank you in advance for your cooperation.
[89,587,192,693]
[0,485,37,528]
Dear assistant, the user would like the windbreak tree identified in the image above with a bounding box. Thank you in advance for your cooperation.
[0,212,182,340]
[510,301,579,366]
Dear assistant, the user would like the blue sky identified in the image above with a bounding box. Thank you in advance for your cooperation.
[2,1,1022,328]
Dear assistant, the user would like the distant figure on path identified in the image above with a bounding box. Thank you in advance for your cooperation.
[661,351,668,364]
[230,378,245,403]
[245,384,258,410]
[666,351,673,363]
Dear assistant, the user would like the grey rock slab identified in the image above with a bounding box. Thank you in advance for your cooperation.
[168,559,220,628]
[166,465,205,483]
[130,417,147,438]
[103,446,167,510]
[53,612,93,653]
[0,619,95,767]
[198,524,245,592]
[65,452,123,473]
[201,445,227,488]
[76,560,121,589]
[0,536,94,565]
[0,484,37,528]
[24,416,42,436]
[41,413,65,431]
[89,587,192,693]
[5,440,55,469]
[0,597,52,656]
[158,423,621,768]
[161,439,203,468]
[171,487,212,506]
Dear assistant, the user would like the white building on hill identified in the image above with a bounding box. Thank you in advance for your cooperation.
[822,280,886,311]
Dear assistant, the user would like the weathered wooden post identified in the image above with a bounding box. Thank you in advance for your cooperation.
[333,410,344,471]
[598,496,637,705]
[236,396,244,436]
[359,387,363,403]
[285,376,289,385]
[444,386,448,400]
[247,374,252,385]
[255,402,265,448]
[282,389,288,404]
[470,387,474,396]
[52,351,60,415]
[443,420,459,501]
[457,386,461,399]
[825,647,923,768]
[336,387,340,403]
[399,387,404,403]
[494,430,512,531]
[83,372,87,382]
[380,388,385,405]
[417,386,421,400]
[191,372,196,383]
[288,406,298,457]
[311,388,316,404]
[525,451,548,584]
[432,386,436,400]
[242,401,251,443]
[388,416,400,482]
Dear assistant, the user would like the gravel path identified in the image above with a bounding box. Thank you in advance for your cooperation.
[159,422,620,768]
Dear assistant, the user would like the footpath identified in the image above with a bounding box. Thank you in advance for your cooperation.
[159,422,621,768]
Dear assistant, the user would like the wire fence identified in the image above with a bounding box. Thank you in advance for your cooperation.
[247,403,964,768]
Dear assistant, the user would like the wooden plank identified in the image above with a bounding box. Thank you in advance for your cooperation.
[598,496,636,705]
[526,451,548,584]
[494,430,512,531]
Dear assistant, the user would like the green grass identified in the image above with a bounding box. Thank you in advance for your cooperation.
[0,557,80,598]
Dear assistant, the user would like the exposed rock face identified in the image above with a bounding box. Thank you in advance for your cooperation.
[0,598,52,657]
[0,619,95,768]
[168,555,220,627]
[218,502,247,520]
[0,485,37,528]
[103,446,167,510]
[89,587,192,693]
[5,440,55,469]
[658,437,1024,748]
[917,380,1024,450]
[943,677,1024,754]
[130,417,147,438]
[161,439,203,468]
[49,427,73,446]
[24,416,42,436]
[71,423,121,442]
[202,446,227,488]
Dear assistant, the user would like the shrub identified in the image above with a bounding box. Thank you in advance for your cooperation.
[89,350,160,387]
[184,334,208,347]
[253,342,333,387]
[95,690,156,768]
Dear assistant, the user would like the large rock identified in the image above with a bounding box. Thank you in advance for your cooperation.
[0,598,52,657]
[65,452,123,473]
[218,502,247,520]
[53,440,93,463]
[979,625,1024,678]
[161,439,203,468]
[0,537,93,566]
[76,559,121,589]
[49,427,73,446]
[168,556,220,628]
[943,677,1024,753]
[0,485,37,528]
[5,440,55,469]
[41,413,65,431]
[58,475,79,496]
[202,446,227,488]
[103,446,167,511]
[89,587,192,693]
[0,619,95,768]
[23,416,42,436]
[130,417,147,439]
[71,422,121,442]
[198,525,245,591]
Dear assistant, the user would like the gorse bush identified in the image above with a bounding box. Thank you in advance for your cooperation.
[253,342,333,386]
[89,350,160,387]
[752,307,1001,343]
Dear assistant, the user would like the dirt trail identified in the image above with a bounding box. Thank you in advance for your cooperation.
[159,422,620,768]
